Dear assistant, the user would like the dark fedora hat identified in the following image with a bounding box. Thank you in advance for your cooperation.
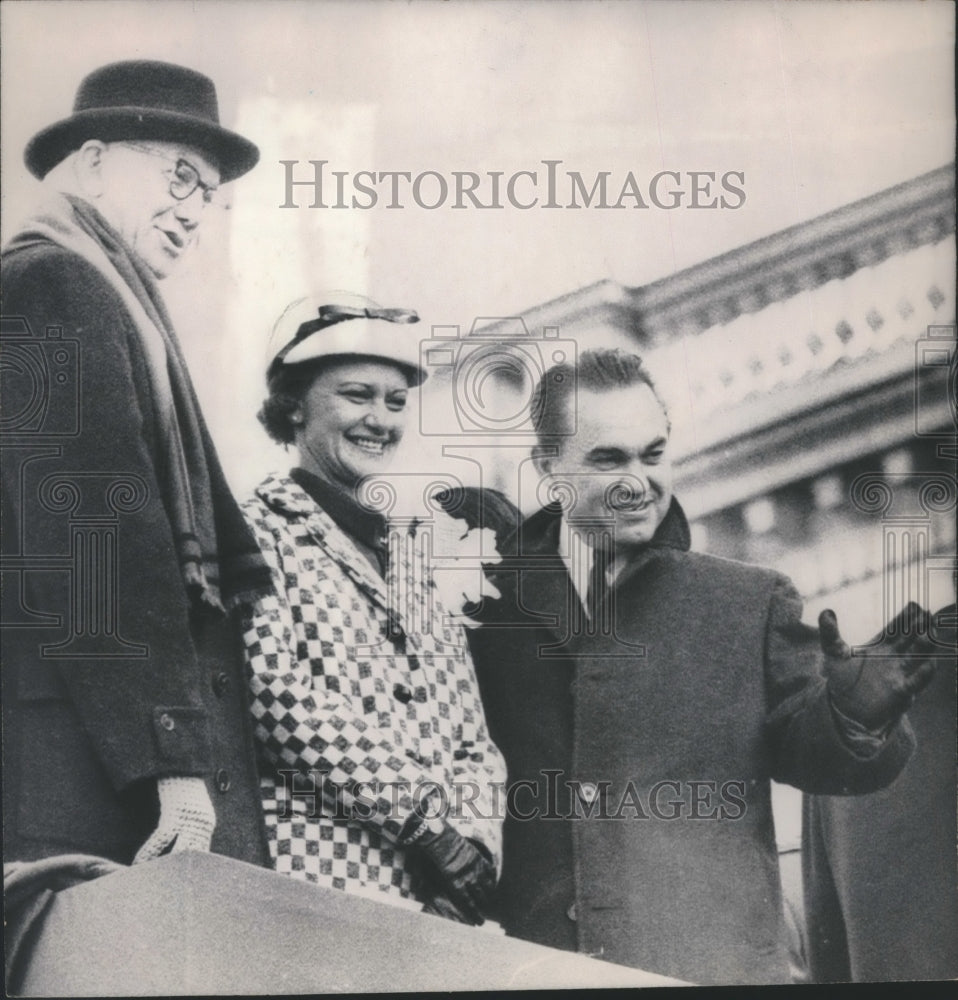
[24,60,259,182]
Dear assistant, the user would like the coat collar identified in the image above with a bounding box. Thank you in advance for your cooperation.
[255,470,323,518]
[254,471,393,611]
[483,497,691,637]
[515,496,692,560]
[289,466,388,571]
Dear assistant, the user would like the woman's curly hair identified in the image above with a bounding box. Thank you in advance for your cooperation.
[257,359,330,445]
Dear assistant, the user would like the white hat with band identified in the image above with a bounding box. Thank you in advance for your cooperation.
[267,294,426,386]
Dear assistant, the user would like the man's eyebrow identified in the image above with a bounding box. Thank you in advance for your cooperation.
[586,446,628,459]
[644,436,668,451]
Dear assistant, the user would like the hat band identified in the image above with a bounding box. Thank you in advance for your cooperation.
[271,305,420,372]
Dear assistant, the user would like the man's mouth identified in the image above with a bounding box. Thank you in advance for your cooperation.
[347,434,392,456]
[160,229,185,252]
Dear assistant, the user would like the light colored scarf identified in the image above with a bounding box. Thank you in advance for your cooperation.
[3,193,270,611]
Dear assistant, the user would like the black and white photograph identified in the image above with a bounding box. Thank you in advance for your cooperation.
[1,0,955,992]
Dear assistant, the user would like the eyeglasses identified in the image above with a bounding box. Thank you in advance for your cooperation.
[117,142,220,205]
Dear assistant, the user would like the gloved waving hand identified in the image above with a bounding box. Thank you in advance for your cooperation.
[820,601,938,731]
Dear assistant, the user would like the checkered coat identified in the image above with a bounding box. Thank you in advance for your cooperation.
[239,473,506,908]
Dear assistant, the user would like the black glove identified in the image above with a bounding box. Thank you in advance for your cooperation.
[414,823,495,926]
[821,601,937,731]
[420,890,474,924]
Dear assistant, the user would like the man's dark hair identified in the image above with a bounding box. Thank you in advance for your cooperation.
[530,347,669,448]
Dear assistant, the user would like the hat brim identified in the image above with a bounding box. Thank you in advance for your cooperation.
[280,350,427,388]
[280,319,427,386]
[25,107,259,182]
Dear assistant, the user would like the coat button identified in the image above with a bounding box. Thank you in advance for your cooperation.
[579,781,598,803]
[566,902,577,922]
[212,671,230,697]
[159,713,175,731]
[386,611,405,640]
[215,768,231,793]
[393,683,412,704]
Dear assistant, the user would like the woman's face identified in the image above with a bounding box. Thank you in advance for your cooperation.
[292,358,411,491]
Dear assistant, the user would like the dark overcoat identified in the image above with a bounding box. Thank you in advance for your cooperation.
[1,241,269,867]
[802,611,958,982]
[469,500,914,985]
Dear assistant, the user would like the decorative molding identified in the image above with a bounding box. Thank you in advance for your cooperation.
[462,166,956,515]
[673,361,951,520]
[470,163,955,345]
[626,163,955,344]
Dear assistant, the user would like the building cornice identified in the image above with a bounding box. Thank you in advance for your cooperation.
[471,163,955,345]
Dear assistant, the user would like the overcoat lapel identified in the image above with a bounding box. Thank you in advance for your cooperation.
[495,498,693,657]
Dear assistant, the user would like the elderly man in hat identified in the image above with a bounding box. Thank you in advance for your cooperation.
[237,296,508,924]
[1,59,273,911]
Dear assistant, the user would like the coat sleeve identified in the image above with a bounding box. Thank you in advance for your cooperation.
[2,248,215,790]
[762,576,914,794]
[442,642,506,873]
[240,512,455,842]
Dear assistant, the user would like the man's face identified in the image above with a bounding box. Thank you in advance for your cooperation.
[537,383,673,552]
[95,141,220,279]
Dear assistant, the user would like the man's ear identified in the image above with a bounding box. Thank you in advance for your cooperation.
[73,140,109,198]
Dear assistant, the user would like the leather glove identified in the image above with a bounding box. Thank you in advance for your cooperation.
[421,891,474,924]
[413,823,495,926]
[133,776,216,864]
[821,601,937,731]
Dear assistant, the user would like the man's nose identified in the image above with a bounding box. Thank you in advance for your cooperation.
[623,466,651,503]
[172,192,204,229]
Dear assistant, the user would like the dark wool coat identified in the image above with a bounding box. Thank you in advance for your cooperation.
[802,612,958,982]
[468,500,914,986]
[1,242,269,867]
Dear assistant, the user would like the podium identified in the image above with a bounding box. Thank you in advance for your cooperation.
[17,852,685,994]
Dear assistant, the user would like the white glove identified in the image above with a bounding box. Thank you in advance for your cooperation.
[133,776,216,864]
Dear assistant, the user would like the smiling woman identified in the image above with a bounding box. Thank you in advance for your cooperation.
[235,294,507,923]
[290,360,409,487]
